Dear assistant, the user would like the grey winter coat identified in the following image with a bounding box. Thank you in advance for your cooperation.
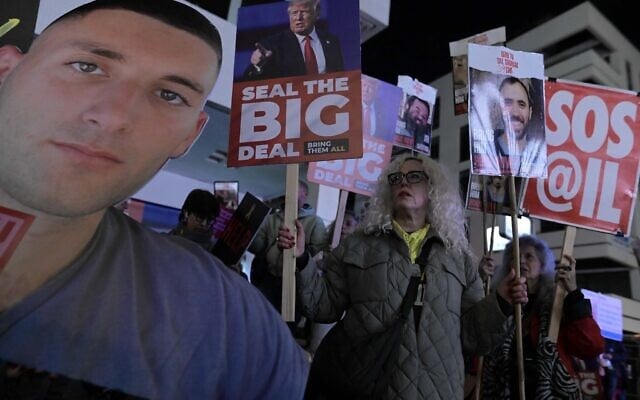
[297,227,510,399]
[249,204,327,277]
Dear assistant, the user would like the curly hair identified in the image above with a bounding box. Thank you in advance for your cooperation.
[492,234,556,305]
[362,153,470,256]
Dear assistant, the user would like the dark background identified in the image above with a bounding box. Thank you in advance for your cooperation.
[1,1,634,87]
[242,0,634,86]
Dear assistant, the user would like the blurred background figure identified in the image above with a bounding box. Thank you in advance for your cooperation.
[601,339,630,400]
[325,209,359,250]
[169,189,220,252]
[249,180,327,346]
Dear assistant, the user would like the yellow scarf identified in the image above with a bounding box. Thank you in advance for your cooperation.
[392,220,429,263]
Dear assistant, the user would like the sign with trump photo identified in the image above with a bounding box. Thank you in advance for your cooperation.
[522,79,640,236]
[229,0,362,167]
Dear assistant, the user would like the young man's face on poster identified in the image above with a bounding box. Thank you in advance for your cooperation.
[406,98,429,130]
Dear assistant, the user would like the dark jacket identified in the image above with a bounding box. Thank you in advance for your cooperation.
[243,28,344,80]
[248,205,327,312]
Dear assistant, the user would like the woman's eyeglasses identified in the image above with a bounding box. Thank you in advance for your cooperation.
[387,171,428,186]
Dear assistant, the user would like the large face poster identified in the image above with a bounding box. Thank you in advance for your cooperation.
[394,76,437,155]
[522,80,640,236]
[449,26,506,116]
[468,44,546,178]
[229,0,362,167]
[307,74,399,195]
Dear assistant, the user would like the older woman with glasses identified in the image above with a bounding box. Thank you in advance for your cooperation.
[278,153,528,400]
[480,235,603,399]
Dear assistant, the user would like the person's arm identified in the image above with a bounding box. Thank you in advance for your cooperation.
[282,220,349,322]
[297,242,349,322]
[554,254,604,358]
[248,215,286,277]
[559,289,605,359]
[243,42,273,79]
[460,254,527,355]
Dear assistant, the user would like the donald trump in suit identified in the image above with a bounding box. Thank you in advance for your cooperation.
[244,0,344,80]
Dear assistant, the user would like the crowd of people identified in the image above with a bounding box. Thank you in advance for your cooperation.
[0,0,616,399]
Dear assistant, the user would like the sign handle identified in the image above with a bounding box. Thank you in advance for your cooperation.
[475,191,497,400]
[547,225,577,341]
[330,190,349,250]
[507,175,526,400]
[281,164,299,321]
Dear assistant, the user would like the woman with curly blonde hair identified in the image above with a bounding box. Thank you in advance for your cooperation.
[278,152,527,399]
[361,153,470,257]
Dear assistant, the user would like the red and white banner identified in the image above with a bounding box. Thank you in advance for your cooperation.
[228,72,363,166]
[522,80,640,235]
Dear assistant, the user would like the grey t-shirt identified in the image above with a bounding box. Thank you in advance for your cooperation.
[0,208,308,399]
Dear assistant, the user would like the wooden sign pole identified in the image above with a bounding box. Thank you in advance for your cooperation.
[330,190,349,250]
[508,175,525,400]
[474,176,497,400]
[281,164,299,321]
[547,225,577,341]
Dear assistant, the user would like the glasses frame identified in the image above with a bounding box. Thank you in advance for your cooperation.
[387,170,429,186]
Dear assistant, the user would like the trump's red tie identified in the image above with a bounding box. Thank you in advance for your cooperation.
[304,35,318,74]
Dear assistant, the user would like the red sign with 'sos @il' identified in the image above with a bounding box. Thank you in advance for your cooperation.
[522,80,640,235]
